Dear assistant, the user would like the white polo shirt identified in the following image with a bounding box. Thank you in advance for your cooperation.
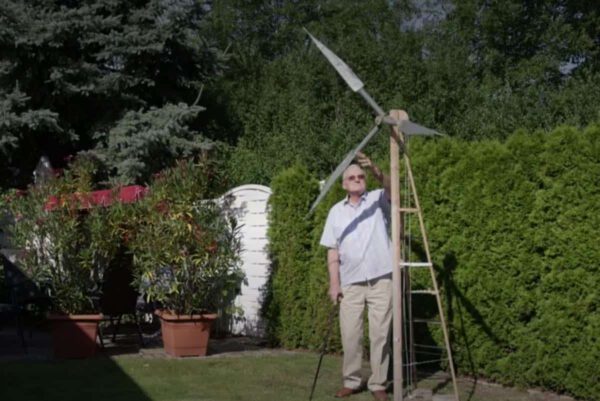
[319,189,393,286]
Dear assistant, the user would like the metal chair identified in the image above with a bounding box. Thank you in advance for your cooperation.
[98,249,144,348]
[0,249,52,351]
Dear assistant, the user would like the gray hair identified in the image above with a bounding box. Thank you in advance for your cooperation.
[342,164,364,180]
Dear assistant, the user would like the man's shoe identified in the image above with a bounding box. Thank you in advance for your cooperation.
[334,387,360,398]
[371,390,389,401]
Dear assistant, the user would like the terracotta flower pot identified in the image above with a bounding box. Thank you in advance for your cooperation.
[47,313,103,358]
[155,309,217,357]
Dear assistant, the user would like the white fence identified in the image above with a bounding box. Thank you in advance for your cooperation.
[221,184,272,337]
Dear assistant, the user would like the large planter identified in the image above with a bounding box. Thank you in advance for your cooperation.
[156,309,217,357]
[47,313,103,358]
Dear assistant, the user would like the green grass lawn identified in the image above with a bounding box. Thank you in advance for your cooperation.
[0,353,566,401]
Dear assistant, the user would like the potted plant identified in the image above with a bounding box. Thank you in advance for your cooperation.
[0,157,124,358]
[129,159,244,357]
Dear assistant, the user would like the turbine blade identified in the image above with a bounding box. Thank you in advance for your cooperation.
[305,30,444,136]
[309,124,381,214]
[305,29,364,93]
[399,119,442,136]
[357,88,386,116]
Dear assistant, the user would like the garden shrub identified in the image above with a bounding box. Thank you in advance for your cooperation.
[264,164,319,347]
[266,125,600,400]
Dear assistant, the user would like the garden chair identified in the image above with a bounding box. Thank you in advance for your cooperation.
[98,249,144,348]
[0,249,52,351]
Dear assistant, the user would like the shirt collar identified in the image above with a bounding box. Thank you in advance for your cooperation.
[344,191,368,206]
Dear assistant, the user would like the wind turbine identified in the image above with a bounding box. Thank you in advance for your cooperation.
[305,29,440,214]
[305,30,460,401]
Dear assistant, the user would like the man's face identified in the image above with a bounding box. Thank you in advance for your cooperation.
[342,165,367,196]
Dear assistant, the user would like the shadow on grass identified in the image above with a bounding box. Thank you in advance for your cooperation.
[0,357,153,401]
[0,353,349,401]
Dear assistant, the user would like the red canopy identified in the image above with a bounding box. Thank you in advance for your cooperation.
[44,185,148,211]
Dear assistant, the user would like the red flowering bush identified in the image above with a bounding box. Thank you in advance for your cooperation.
[129,159,243,316]
[0,156,123,314]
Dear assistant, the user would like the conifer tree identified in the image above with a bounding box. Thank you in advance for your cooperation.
[0,0,226,187]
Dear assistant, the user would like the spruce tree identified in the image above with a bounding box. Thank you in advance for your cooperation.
[0,0,226,187]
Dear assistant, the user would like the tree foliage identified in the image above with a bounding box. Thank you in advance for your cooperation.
[91,102,211,185]
[2,0,600,188]
[0,0,225,188]
[204,0,600,185]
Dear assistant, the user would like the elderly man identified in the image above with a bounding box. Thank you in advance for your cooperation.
[320,152,393,401]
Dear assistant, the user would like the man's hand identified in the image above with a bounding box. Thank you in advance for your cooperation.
[329,284,343,304]
[356,152,390,198]
[356,152,382,179]
[356,151,374,171]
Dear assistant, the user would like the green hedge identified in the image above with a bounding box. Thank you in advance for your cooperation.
[265,125,600,400]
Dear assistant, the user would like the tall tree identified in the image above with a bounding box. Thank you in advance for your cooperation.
[0,0,226,188]
[204,0,600,185]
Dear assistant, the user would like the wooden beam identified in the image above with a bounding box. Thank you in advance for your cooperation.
[390,109,408,401]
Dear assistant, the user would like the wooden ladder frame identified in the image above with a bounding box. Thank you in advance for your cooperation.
[389,110,460,401]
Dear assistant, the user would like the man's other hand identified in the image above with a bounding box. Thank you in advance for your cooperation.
[329,284,343,304]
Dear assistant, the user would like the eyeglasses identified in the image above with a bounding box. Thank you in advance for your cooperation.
[345,174,365,182]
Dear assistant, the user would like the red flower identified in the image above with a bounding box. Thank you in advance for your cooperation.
[206,240,218,255]
[154,200,170,214]
[122,231,132,245]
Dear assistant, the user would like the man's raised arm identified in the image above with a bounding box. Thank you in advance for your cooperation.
[356,152,390,200]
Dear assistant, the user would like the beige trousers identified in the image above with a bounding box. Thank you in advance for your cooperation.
[339,276,392,391]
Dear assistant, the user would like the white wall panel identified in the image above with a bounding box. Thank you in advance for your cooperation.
[220,185,271,337]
